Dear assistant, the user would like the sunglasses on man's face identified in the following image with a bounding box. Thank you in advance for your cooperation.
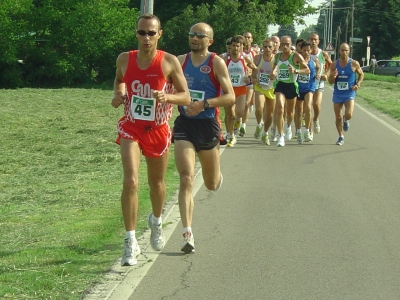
[188,32,209,39]
[136,30,158,36]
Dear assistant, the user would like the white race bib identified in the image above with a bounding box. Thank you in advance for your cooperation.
[230,74,242,86]
[298,74,310,84]
[277,69,290,81]
[130,95,156,121]
[259,73,270,87]
[337,82,349,90]
[183,89,205,110]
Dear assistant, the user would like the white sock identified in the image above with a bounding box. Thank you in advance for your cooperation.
[183,227,192,234]
[152,214,162,225]
[297,129,301,133]
[257,123,263,128]
[125,230,135,239]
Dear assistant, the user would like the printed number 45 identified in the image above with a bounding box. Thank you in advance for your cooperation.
[135,105,152,116]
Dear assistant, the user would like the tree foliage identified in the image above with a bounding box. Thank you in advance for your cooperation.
[313,0,400,61]
[0,0,139,88]
[160,0,275,55]
[276,24,298,42]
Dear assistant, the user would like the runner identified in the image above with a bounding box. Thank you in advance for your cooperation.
[175,22,235,253]
[269,35,281,142]
[270,35,309,147]
[112,14,190,266]
[223,35,257,147]
[251,38,276,145]
[295,41,320,144]
[309,33,332,135]
[240,32,256,137]
[328,43,364,145]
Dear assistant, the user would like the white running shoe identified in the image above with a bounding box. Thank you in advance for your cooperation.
[304,130,313,142]
[296,131,303,144]
[314,119,320,134]
[284,124,292,141]
[148,213,165,251]
[271,127,277,142]
[121,238,141,266]
[276,134,285,147]
[181,231,195,253]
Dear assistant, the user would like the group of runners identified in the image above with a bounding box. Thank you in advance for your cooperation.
[111,14,364,265]
[220,32,363,148]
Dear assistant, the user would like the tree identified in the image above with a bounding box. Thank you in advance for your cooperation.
[1,0,139,88]
[0,0,32,87]
[313,0,400,61]
[298,25,317,40]
[160,0,275,55]
[276,24,298,42]
[356,0,400,60]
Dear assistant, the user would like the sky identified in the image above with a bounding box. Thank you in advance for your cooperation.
[268,0,326,35]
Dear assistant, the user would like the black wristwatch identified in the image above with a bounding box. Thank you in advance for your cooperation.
[204,99,210,108]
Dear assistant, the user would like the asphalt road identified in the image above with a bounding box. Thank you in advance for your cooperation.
[86,88,400,300]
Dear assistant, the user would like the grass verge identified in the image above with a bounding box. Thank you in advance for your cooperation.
[357,73,400,120]
[0,88,179,299]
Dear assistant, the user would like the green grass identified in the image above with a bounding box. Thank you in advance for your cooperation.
[0,88,179,299]
[357,73,400,120]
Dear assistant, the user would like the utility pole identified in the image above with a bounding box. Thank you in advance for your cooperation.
[345,10,349,43]
[350,0,354,57]
[140,0,154,15]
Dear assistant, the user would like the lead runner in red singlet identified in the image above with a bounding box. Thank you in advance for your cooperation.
[111,14,190,266]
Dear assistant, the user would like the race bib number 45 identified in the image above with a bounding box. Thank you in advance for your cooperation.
[130,95,156,121]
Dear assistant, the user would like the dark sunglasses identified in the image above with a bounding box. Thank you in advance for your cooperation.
[188,32,209,39]
[136,30,158,36]
[263,45,273,48]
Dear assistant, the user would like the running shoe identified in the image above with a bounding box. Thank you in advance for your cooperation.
[296,131,303,144]
[249,105,254,112]
[121,238,141,266]
[239,123,246,137]
[336,136,344,146]
[343,120,350,132]
[314,119,320,134]
[227,136,237,147]
[284,124,292,141]
[147,213,165,251]
[215,173,223,191]
[276,134,285,147]
[304,130,313,142]
[254,126,262,139]
[261,132,270,145]
[271,127,277,142]
[234,119,242,131]
[181,231,195,253]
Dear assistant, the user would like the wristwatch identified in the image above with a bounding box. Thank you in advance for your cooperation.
[295,69,299,74]
[204,99,210,108]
